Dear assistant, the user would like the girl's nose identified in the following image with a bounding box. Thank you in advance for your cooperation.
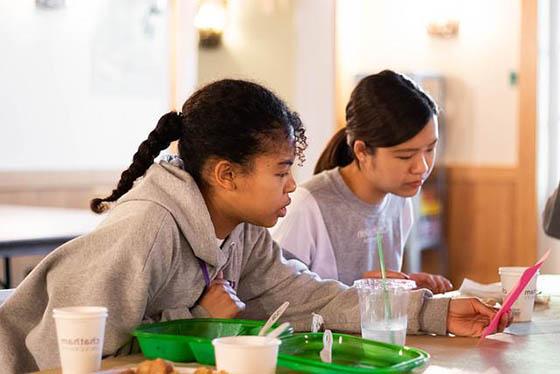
[285,173,297,193]
[412,154,429,175]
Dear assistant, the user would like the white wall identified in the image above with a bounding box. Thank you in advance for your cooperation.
[174,0,199,110]
[537,0,560,273]
[0,0,171,171]
[293,0,335,179]
[197,0,521,174]
[336,0,520,166]
[197,0,336,181]
[197,0,296,104]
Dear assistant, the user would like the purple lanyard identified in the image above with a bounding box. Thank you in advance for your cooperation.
[198,258,211,288]
[197,259,235,289]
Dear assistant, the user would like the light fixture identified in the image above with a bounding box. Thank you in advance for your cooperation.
[35,0,65,9]
[195,0,227,48]
[427,20,459,39]
[425,0,460,39]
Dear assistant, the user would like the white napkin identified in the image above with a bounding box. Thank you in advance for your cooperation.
[459,278,550,305]
[459,278,502,301]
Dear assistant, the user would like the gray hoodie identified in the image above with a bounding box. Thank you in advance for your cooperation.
[0,162,449,372]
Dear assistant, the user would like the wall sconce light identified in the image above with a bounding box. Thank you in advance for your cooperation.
[425,0,460,39]
[35,0,65,9]
[195,0,227,48]
[427,19,459,38]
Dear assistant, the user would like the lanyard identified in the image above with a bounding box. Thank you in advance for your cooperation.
[198,258,211,288]
[197,258,236,290]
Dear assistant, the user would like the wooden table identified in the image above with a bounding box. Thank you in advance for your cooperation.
[37,355,200,373]
[0,205,103,288]
[406,295,560,373]
[38,296,560,373]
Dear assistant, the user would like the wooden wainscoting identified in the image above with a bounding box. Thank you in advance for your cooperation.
[0,170,120,286]
[446,165,518,286]
[0,170,120,209]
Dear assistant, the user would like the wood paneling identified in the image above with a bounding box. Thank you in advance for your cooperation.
[516,0,538,265]
[0,170,120,286]
[0,170,119,209]
[446,165,517,286]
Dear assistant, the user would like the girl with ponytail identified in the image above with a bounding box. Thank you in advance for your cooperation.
[273,70,453,294]
[0,78,510,373]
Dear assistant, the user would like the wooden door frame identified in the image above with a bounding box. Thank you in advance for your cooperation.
[516,0,538,264]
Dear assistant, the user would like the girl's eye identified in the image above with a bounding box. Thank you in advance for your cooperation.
[427,148,435,153]
[277,173,289,177]
[396,156,413,160]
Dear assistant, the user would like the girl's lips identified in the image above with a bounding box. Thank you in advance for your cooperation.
[278,198,291,217]
[406,180,423,188]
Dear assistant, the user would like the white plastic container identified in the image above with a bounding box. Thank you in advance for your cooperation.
[53,306,108,374]
[212,335,281,374]
[499,267,539,322]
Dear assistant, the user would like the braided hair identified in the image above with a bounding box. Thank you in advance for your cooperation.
[91,79,306,213]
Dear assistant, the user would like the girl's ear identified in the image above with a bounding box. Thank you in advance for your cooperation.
[353,140,369,164]
[213,160,237,191]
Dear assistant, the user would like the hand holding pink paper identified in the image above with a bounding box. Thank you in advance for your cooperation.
[480,250,551,339]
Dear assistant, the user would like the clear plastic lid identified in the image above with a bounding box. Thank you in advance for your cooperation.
[353,278,417,290]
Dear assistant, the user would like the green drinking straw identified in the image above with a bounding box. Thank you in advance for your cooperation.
[376,232,388,280]
[376,232,395,344]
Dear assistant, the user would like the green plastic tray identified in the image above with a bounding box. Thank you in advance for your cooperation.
[132,318,293,365]
[277,333,430,373]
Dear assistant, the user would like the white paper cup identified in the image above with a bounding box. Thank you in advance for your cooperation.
[212,336,281,374]
[499,267,539,322]
[53,306,108,374]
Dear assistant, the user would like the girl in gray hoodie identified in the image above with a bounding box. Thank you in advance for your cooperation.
[0,79,511,372]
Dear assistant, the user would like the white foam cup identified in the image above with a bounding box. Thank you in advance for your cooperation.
[53,306,108,373]
[499,267,539,322]
[212,335,281,374]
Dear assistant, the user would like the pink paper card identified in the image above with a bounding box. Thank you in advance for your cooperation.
[480,249,551,339]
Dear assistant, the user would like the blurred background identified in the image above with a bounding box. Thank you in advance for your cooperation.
[0,0,558,288]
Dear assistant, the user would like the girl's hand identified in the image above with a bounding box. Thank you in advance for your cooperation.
[199,275,246,318]
[447,297,513,337]
[361,270,410,280]
[409,272,453,294]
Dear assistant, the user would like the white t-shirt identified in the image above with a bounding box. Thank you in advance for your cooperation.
[271,168,414,285]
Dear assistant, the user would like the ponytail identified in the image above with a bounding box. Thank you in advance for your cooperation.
[90,111,183,214]
[314,70,438,176]
[314,127,353,175]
